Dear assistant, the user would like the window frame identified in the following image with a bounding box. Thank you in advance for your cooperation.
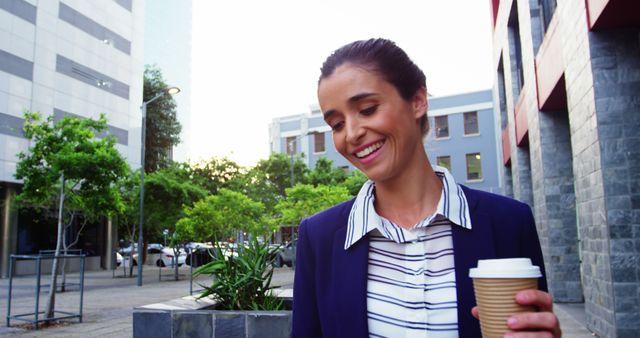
[465,152,483,182]
[436,155,452,172]
[286,136,297,155]
[313,132,326,154]
[463,111,480,136]
[434,115,450,139]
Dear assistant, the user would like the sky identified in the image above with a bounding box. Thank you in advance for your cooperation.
[190,0,495,167]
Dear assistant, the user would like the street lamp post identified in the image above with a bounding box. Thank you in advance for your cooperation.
[137,86,180,287]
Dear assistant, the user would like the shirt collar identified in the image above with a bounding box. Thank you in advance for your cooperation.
[344,165,472,249]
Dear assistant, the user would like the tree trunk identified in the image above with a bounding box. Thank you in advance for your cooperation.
[45,173,65,321]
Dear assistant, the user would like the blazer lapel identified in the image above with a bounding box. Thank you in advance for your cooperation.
[453,187,497,338]
[331,225,369,337]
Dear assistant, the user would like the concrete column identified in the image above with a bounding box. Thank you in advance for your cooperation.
[1,185,18,278]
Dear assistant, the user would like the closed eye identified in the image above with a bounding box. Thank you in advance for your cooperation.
[330,121,344,131]
[360,104,378,116]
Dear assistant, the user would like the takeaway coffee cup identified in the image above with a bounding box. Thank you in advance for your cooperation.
[469,258,542,338]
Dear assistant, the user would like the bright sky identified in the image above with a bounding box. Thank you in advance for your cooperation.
[190,0,494,167]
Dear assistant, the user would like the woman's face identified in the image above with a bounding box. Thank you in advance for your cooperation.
[318,63,427,183]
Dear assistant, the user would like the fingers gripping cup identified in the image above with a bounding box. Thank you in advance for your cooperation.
[469,258,542,338]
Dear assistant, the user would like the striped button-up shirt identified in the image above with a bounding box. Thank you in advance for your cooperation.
[345,166,472,338]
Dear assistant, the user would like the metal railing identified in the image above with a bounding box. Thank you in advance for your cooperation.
[6,253,85,330]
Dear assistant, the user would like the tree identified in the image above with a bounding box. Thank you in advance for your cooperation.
[341,170,369,196]
[114,170,141,276]
[275,184,351,227]
[176,188,269,244]
[15,112,128,321]
[307,157,348,187]
[250,153,309,196]
[143,164,207,244]
[143,64,182,172]
[189,157,244,194]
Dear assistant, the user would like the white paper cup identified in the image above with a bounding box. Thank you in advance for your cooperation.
[469,258,542,338]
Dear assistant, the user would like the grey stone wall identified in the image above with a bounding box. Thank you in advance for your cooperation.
[537,110,582,302]
[494,0,640,337]
[590,27,640,338]
[560,0,615,336]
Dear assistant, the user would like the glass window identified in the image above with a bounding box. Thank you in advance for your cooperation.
[286,136,296,155]
[539,0,557,34]
[435,116,449,138]
[466,153,482,180]
[437,156,451,172]
[314,132,325,153]
[464,111,479,135]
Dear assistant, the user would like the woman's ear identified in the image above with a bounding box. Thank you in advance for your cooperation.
[412,87,428,119]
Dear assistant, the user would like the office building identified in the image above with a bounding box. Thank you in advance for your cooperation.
[426,89,501,193]
[490,0,639,336]
[269,89,501,193]
[0,0,145,276]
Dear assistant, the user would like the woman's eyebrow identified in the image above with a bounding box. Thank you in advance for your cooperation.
[349,92,376,102]
[323,92,378,119]
[323,109,336,119]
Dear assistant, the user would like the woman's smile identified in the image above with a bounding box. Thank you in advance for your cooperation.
[353,140,385,163]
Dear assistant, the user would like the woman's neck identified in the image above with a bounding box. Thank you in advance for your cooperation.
[373,152,443,230]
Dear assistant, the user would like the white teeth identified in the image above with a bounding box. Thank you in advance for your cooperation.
[356,142,383,158]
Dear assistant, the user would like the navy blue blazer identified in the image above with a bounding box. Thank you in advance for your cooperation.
[292,186,548,338]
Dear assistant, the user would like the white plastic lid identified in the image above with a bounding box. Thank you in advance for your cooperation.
[469,258,542,278]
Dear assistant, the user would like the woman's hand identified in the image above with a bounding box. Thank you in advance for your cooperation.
[471,289,562,338]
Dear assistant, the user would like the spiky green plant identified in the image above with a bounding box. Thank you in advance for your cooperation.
[194,238,283,310]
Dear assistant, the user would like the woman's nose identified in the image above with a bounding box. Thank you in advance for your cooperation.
[345,118,365,144]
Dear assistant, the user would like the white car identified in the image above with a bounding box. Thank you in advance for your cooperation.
[149,245,187,267]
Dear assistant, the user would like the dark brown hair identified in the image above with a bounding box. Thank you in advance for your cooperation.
[319,38,429,134]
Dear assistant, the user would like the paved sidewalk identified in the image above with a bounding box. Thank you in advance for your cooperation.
[0,266,294,338]
[0,266,595,337]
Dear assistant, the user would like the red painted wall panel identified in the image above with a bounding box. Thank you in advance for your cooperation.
[490,0,500,28]
[514,90,528,146]
[535,15,565,112]
[502,128,511,165]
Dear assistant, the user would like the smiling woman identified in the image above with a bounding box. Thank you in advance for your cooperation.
[291,38,562,338]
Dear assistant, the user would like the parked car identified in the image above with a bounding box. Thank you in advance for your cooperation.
[274,240,296,267]
[153,246,187,267]
[185,243,215,267]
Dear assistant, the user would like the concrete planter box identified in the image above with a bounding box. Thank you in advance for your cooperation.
[133,291,292,338]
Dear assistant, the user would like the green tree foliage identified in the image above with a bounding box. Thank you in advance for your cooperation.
[16,113,129,216]
[189,157,244,194]
[275,184,351,226]
[176,188,268,244]
[14,112,129,320]
[307,157,348,187]
[251,153,309,196]
[143,164,207,242]
[143,64,182,172]
[341,170,369,196]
